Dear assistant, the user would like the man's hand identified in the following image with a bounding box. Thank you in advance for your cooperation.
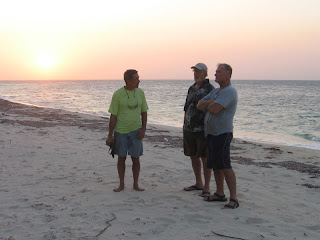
[106,136,114,146]
[207,102,224,114]
[137,128,146,139]
[197,99,215,111]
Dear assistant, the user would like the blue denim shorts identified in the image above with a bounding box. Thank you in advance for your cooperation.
[114,130,143,158]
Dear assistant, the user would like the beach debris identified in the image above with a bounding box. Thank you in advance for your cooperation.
[0,99,107,130]
[43,231,57,240]
[144,135,183,148]
[96,213,116,238]
[232,156,270,167]
[275,161,320,177]
[230,145,245,150]
[233,157,320,178]
[59,196,66,201]
[263,147,283,153]
[31,202,54,211]
[96,177,103,182]
[302,183,320,188]
[211,231,248,240]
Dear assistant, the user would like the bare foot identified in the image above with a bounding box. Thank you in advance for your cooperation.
[133,185,145,191]
[113,186,124,192]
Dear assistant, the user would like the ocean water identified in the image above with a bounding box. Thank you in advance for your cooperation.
[0,80,319,150]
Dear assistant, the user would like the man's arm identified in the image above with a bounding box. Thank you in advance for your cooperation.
[106,114,117,146]
[197,99,214,111]
[137,111,147,139]
[207,102,224,114]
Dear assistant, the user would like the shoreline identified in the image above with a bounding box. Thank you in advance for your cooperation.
[1,97,319,151]
[1,97,320,173]
[1,98,320,239]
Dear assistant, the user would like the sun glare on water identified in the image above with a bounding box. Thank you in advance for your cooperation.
[35,52,56,69]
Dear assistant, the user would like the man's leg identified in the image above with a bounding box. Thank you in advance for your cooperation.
[201,157,211,193]
[214,169,225,196]
[223,168,237,206]
[204,169,225,200]
[190,156,204,189]
[204,169,226,201]
[183,130,204,191]
[132,157,145,191]
[114,156,126,192]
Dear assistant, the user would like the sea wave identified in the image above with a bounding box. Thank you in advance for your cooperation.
[294,133,320,142]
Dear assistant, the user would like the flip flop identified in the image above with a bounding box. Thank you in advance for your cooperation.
[224,199,239,209]
[199,191,211,197]
[204,192,227,202]
[183,185,203,191]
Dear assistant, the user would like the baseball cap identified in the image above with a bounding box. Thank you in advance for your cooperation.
[191,63,208,73]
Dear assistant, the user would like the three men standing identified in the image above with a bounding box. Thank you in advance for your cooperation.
[106,64,239,209]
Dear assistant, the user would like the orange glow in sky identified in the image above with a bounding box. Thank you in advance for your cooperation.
[0,0,320,80]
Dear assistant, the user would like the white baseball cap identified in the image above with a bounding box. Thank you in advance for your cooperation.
[191,63,208,73]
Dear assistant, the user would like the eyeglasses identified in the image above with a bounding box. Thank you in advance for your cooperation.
[124,88,138,109]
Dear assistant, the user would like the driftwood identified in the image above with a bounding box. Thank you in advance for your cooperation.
[212,231,247,240]
[96,213,116,238]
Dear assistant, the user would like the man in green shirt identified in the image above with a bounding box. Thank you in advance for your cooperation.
[106,69,148,192]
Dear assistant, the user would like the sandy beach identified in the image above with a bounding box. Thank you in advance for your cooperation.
[1,98,320,240]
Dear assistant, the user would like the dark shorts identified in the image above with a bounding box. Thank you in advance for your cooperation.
[207,132,233,170]
[183,130,207,158]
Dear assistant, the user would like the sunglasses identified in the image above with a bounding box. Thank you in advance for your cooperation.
[125,88,138,109]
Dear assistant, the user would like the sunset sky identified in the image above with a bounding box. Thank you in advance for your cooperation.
[1,0,320,80]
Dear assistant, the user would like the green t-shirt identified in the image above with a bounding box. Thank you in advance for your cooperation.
[108,87,148,134]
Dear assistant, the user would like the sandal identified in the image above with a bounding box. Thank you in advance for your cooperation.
[199,191,211,197]
[204,193,227,202]
[224,198,239,209]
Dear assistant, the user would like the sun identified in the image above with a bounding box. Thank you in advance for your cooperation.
[35,52,56,69]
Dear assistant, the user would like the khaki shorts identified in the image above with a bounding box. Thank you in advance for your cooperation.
[183,130,207,158]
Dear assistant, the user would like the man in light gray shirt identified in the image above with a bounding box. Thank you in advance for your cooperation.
[197,63,239,209]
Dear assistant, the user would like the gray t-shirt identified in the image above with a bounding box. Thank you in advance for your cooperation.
[203,85,238,136]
